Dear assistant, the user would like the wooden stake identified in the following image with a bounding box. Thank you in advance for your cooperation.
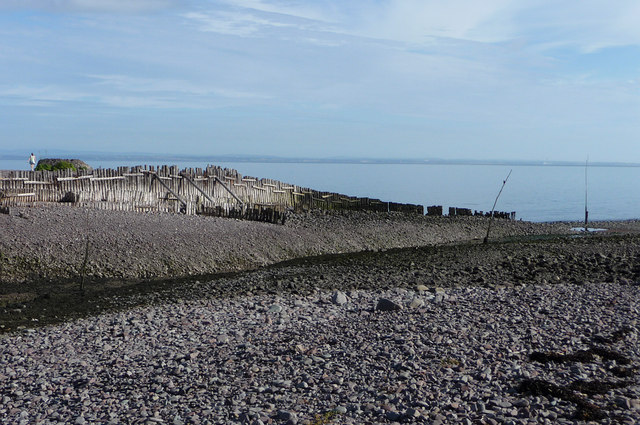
[213,176,244,206]
[483,169,512,244]
[79,235,89,292]
[150,173,187,211]
[180,173,216,205]
[584,158,589,232]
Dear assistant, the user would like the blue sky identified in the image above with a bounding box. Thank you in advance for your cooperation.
[1,0,639,162]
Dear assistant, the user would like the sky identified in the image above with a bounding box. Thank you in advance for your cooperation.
[0,0,639,162]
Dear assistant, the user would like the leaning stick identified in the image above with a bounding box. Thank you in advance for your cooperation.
[483,169,512,244]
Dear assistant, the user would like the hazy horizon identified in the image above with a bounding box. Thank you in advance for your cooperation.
[1,148,639,168]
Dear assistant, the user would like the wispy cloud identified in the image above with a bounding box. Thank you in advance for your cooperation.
[0,85,91,106]
[188,0,515,45]
[351,0,514,44]
[0,84,200,109]
[499,1,640,53]
[183,10,298,37]
[88,74,271,100]
[374,0,640,52]
[206,0,640,53]
[181,2,339,39]
[0,73,271,110]
[217,0,339,24]
[5,0,640,52]
[0,0,177,13]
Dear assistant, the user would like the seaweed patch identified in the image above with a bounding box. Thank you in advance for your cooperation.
[529,347,630,365]
[610,366,637,378]
[518,379,605,421]
[591,326,633,344]
[569,380,633,395]
[520,327,638,422]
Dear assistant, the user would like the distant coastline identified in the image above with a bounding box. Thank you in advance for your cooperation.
[1,150,639,168]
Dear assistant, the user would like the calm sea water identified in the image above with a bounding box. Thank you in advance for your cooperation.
[2,158,638,222]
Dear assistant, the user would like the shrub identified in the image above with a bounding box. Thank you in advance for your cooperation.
[34,163,52,171]
[35,161,77,172]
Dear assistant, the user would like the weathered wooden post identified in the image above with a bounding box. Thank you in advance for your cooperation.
[584,158,589,232]
[483,169,512,244]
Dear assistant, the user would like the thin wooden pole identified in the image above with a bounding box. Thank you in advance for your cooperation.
[180,173,216,205]
[150,173,188,211]
[483,169,512,244]
[213,176,244,206]
[584,158,589,232]
[79,235,89,292]
[79,207,90,292]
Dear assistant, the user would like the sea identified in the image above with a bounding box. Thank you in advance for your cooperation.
[1,158,638,223]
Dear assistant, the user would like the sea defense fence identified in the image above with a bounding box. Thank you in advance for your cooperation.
[0,165,424,223]
[425,205,515,219]
[444,206,515,220]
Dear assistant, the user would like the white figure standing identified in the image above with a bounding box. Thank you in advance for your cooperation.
[29,153,36,171]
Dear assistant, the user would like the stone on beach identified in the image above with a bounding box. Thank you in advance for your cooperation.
[2,280,638,424]
[409,297,425,308]
[1,207,640,424]
[375,298,402,311]
[331,290,348,305]
[0,206,574,284]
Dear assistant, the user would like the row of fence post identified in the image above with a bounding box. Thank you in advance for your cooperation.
[0,165,426,222]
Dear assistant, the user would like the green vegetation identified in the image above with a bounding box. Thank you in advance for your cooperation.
[310,411,339,425]
[440,357,461,367]
[35,160,77,171]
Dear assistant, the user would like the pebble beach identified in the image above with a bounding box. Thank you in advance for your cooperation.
[0,206,570,285]
[1,207,640,424]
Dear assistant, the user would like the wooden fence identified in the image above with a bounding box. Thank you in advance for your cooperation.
[0,165,424,222]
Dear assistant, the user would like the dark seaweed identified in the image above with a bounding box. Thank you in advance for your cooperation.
[518,379,605,421]
[529,347,630,365]
[610,366,637,378]
[569,380,633,395]
[590,347,631,365]
[592,327,633,345]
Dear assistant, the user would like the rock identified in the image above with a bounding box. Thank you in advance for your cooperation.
[333,406,348,414]
[268,304,283,314]
[512,399,529,408]
[277,410,297,424]
[398,371,411,380]
[491,399,512,408]
[385,411,402,421]
[405,408,420,418]
[376,298,402,311]
[331,291,348,305]
[616,396,632,409]
[416,284,429,292]
[409,298,424,309]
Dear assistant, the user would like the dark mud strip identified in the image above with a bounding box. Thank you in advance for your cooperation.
[520,327,639,422]
[2,233,640,334]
